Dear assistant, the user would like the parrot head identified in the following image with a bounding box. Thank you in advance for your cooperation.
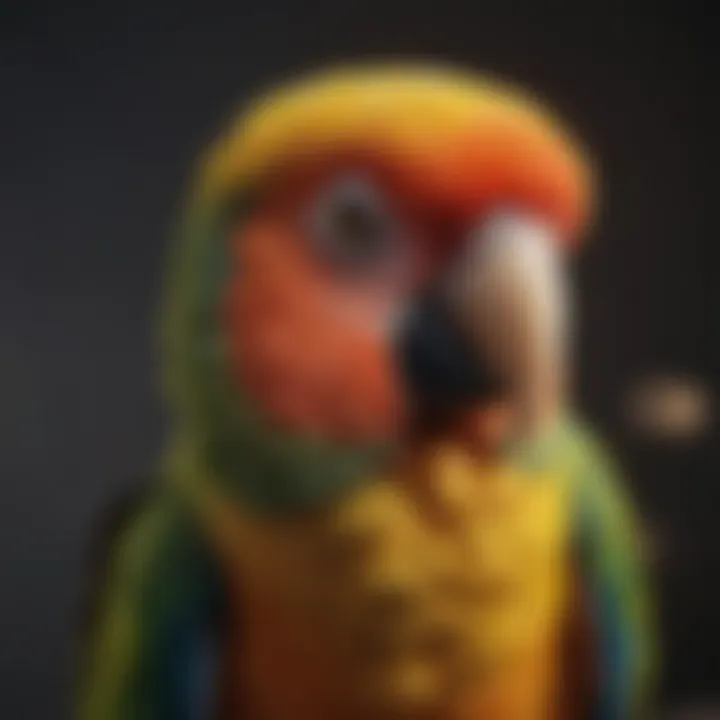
[162,64,593,513]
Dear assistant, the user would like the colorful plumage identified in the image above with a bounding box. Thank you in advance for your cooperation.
[80,64,654,720]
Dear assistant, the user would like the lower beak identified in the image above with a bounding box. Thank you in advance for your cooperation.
[397,290,506,429]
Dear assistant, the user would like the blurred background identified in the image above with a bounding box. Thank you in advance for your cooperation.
[0,0,715,717]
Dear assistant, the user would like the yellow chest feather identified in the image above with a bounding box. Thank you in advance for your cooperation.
[198,446,572,720]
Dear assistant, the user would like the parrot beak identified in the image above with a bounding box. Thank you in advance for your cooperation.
[399,211,571,443]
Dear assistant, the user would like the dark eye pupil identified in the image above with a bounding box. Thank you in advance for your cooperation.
[334,201,384,251]
[311,178,397,272]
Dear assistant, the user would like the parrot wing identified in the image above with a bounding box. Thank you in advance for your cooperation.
[568,425,656,720]
[79,484,225,720]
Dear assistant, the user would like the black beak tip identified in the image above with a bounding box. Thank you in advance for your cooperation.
[396,294,504,422]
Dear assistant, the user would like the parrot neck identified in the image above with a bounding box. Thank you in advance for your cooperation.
[436,388,570,465]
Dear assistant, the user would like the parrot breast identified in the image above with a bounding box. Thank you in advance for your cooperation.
[196,445,572,720]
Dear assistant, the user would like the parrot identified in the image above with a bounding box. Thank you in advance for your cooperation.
[79,63,655,720]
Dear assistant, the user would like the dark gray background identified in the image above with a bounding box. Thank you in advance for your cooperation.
[1,0,716,717]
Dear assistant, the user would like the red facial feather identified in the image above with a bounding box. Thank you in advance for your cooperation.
[224,201,408,442]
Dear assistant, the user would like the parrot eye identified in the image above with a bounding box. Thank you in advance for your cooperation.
[309,176,399,274]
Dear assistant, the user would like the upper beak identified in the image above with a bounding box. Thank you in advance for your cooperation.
[398,211,570,437]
